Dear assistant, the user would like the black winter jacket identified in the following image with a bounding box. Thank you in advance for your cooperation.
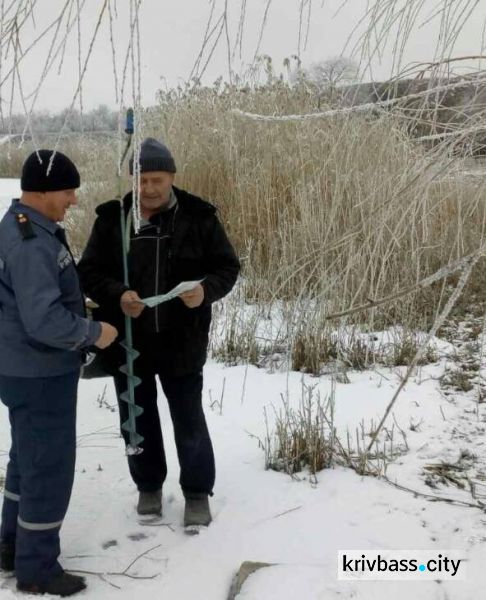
[78,187,240,376]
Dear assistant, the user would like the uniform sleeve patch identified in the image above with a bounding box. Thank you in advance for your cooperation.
[57,247,73,270]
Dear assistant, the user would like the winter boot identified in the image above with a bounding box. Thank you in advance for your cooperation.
[0,540,15,572]
[183,493,212,527]
[17,572,86,597]
[137,490,162,516]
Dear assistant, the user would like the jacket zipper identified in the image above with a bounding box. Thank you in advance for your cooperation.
[155,226,161,333]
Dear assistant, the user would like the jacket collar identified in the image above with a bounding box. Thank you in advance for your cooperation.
[9,199,60,236]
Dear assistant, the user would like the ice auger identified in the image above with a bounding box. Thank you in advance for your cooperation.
[118,108,143,456]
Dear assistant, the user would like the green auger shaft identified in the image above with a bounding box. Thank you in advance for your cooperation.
[118,108,143,456]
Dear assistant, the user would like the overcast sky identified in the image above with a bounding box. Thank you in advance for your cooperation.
[1,0,485,114]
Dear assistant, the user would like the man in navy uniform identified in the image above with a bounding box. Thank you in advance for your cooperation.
[0,150,118,596]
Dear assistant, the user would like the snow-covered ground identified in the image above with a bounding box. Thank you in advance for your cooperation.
[0,179,19,218]
[0,360,484,599]
[0,178,485,598]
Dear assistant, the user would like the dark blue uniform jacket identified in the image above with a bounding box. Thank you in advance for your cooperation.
[0,200,101,377]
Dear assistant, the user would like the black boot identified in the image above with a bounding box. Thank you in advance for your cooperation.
[137,490,162,516]
[0,540,15,572]
[184,493,212,527]
[17,572,86,597]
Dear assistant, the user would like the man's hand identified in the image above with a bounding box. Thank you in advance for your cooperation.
[179,283,204,308]
[95,322,118,349]
[120,290,145,318]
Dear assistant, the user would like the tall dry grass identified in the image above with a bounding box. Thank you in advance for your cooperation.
[145,82,486,369]
[0,135,122,253]
[2,81,485,372]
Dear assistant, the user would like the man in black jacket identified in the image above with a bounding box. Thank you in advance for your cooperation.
[78,138,240,527]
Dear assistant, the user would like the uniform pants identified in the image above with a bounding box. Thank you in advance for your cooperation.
[113,370,215,496]
[0,370,79,585]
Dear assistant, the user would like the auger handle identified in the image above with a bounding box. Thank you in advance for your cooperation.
[125,108,134,135]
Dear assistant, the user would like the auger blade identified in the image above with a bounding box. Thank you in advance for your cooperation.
[120,400,144,417]
[119,340,140,357]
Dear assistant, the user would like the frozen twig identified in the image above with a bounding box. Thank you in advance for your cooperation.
[366,255,479,454]
[68,543,163,585]
[324,249,485,322]
[232,75,486,122]
[381,475,481,509]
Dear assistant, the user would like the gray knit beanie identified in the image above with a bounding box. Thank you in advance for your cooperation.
[129,137,176,174]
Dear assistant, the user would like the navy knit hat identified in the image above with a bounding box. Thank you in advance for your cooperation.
[21,150,80,192]
[129,137,176,174]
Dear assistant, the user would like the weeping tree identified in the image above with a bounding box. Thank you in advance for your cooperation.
[2,0,486,362]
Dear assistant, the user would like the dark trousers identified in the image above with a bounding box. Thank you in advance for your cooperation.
[113,370,215,495]
[0,371,79,585]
